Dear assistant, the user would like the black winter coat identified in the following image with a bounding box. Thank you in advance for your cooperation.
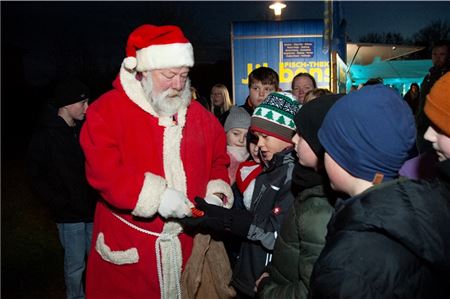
[27,105,97,223]
[310,160,450,299]
[231,149,296,297]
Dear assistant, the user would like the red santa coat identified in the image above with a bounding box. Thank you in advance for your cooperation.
[80,69,232,298]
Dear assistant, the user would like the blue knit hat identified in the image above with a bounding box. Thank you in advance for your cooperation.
[318,84,416,182]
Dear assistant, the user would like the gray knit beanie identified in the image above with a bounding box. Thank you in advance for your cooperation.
[224,106,251,132]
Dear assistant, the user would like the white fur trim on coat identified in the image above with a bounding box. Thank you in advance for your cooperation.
[162,108,188,196]
[95,233,139,265]
[119,64,158,116]
[135,43,194,72]
[206,179,234,209]
[132,172,167,217]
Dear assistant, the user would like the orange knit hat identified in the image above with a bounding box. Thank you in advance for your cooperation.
[425,72,450,136]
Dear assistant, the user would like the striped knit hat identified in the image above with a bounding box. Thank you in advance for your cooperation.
[251,92,300,142]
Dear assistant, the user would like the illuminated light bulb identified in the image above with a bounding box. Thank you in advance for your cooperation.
[269,2,287,16]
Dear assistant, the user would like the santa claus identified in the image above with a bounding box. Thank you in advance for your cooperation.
[80,24,233,298]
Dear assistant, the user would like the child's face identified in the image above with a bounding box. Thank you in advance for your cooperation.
[324,152,352,194]
[66,99,89,121]
[292,76,315,104]
[248,142,261,164]
[248,80,276,108]
[226,128,248,147]
[254,132,291,163]
[292,133,318,170]
[424,125,450,161]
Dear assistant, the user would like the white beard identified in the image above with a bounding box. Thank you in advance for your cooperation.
[142,74,192,116]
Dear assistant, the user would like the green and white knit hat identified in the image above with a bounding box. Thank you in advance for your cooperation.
[251,91,300,142]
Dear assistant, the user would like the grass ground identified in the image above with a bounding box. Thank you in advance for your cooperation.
[2,158,65,298]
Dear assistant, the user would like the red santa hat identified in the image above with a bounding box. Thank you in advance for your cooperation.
[123,24,194,71]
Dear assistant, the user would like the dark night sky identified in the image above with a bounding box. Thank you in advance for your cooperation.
[3,1,450,86]
[2,1,450,157]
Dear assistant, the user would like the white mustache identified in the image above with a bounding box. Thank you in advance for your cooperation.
[166,90,181,98]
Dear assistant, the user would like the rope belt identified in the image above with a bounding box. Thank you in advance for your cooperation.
[112,212,182,299]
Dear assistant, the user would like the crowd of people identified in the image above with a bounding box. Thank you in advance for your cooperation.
[27,23,449,299]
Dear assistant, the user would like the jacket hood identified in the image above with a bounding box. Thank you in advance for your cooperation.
[335,178,450,273]
[38,103,76,130]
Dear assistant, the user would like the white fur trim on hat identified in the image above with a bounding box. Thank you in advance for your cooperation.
[135,42,194,71]
[132,172,167,217]
[124,56,137,70]
[206,179,234,209]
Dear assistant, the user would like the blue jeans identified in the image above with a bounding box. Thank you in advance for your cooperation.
[56,222,93,299]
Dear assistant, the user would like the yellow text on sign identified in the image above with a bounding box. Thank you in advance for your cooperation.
[241,62,330,85]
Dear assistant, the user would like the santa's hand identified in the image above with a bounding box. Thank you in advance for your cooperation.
[158,188,192,219]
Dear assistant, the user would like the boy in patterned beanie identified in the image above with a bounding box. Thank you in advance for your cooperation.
[250,91,300,165]
[180,91,300,297]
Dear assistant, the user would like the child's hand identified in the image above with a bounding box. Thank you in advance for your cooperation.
[177,197,227,232]
[178,197,253,238]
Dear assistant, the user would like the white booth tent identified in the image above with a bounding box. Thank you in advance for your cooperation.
[346,43,431,95]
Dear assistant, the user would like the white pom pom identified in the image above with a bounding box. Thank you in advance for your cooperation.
[124,57,137,70]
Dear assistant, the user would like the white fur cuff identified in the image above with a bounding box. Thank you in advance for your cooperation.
[206,179,234,209]
[132,172,167,217]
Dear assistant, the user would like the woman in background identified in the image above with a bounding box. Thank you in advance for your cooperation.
[210,83,233,119]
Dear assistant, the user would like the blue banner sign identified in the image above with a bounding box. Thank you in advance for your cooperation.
[232,20,338,105]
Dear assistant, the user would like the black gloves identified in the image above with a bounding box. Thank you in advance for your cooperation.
[178,197,253,238]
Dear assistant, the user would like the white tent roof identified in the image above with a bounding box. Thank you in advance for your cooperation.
[346,43,430,86]
[348,59,432,85]
[347,43,425,66]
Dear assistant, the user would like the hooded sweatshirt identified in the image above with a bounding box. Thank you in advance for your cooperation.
[27,104,97,223]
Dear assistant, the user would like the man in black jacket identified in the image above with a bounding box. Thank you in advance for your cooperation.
[415,40,449,153]
[27,79,97,299]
